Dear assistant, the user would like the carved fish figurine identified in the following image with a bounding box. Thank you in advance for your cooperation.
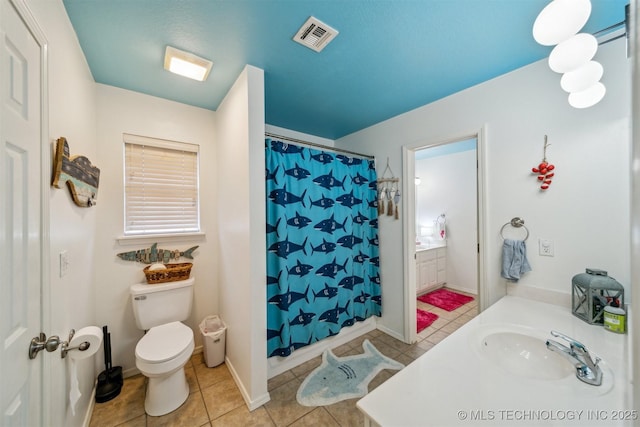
[117,243,198,264]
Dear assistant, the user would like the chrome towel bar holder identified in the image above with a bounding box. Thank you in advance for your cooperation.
[500,217,530,241]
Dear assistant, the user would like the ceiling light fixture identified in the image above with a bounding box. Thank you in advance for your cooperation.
[164,46,212,82]
[560,61,603,93]
[533,3,628,109]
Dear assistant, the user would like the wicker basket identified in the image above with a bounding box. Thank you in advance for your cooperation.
[143,263,192,284]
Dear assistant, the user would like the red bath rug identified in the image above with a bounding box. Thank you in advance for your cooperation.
[418,289,474,312]
[417,309,439,333]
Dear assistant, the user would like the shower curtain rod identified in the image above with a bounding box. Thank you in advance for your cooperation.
[265,132,374,160]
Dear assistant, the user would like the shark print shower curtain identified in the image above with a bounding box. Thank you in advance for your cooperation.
[266,138,381,358]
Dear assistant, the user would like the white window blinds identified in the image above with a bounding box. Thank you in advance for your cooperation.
[123,133,200,235]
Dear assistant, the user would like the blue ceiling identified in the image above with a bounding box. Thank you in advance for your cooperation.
[63,0,627,140]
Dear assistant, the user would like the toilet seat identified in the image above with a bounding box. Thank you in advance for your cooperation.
[136,321,193,364]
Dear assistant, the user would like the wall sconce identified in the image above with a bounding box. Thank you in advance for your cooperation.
[532,0,606,108]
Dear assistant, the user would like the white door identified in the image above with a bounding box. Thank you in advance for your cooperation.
[1,0,47,425]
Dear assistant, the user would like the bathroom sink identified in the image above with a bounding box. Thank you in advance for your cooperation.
[470,323,615,397]
[477,330,574,381]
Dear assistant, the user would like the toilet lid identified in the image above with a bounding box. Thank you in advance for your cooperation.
[136,321,193,364]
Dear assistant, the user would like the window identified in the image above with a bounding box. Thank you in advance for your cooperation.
[123,133,200,236]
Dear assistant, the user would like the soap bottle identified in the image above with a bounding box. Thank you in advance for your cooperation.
[603,300,626,333]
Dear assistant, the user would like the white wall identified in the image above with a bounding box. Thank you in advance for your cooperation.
[631,0,639,413]
[26,0,97,425]
[216,65,269,409]
[93,84,217,374]
[416,148,477,294]
[338,38,631,339]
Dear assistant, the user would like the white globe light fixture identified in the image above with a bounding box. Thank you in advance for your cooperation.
[568,82,606,108]
[548,33,598,73]
[560,61,603,93]
[533,0,592,45]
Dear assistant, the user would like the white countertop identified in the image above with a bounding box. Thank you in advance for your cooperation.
[357,296,633,426]
[415,243,446,252]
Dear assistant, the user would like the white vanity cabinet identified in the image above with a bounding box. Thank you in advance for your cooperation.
[416,246,446,294]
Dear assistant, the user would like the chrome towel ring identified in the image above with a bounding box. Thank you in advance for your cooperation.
[500,217,529,241]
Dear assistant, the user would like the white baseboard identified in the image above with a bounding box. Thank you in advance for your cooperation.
[82,381,97,427]
[443,283,477,295]
[375,322,405,342]
[225,356,271,411]
[266,317,376,379]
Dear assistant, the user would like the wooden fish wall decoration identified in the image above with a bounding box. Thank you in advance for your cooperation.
[117,243,199,264]
[52,137,100,207]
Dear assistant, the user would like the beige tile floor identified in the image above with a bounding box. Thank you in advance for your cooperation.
[90,288,477,427]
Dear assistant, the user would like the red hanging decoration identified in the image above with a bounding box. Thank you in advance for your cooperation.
[531,135,555,191]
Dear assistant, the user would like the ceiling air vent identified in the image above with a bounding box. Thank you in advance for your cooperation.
[293,16,339,52]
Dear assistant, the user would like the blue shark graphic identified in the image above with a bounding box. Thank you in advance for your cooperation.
[266,218,281,236]
[315,257,349,279]
[311,238,336,255]
[336,190,363,208]
[268,236,308,259]
[341,318,355,328]
[352,172,369,185]
[287,260,314,278]
[313,283,338,301]
[338,275,364,291]
[311,152,333,164]
[265,166,279,185]
[337,234,363,249]
[368,235,379,246]
[266,271,282,286]
[285,163,311,180]
[352,211,369,225]
[268,285,309,311]
[369,273,381,285]
[267,324,284,342]
[310,195,335,209]
[370,256,380,267]
[314,214,347,235]
[336,155,363,166]
[296,340,404,406]
[353,251,370,264]
[289,308,316,327]
[269,185,307,207]
[369,218,378,228]
[287,212,312,229]
[367,199,378,209]
[270,140,306,159]
[318,301,350,324]
[368,180,378,190]
[313,171,345,190]
[371,295,382,306]
[269,346,296,358]
[354,290,371,304]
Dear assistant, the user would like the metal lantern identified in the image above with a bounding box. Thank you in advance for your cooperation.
[572,268,624,325]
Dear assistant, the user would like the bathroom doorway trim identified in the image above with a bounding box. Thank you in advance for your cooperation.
[401,126,488,343]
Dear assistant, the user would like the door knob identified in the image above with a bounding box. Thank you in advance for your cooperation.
[29,333,63,359]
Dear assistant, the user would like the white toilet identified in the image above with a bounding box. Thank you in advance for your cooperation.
[130,277,195,416]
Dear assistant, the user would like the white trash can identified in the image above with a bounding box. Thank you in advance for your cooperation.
[199,315,226,368]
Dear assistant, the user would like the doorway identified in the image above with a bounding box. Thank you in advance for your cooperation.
[402,129,487,343]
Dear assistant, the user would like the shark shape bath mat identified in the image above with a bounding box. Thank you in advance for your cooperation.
[296,339,404,406]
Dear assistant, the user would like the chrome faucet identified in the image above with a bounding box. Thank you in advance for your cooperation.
[545,330,603,386]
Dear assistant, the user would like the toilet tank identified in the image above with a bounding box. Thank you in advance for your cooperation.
[130,277,194,330]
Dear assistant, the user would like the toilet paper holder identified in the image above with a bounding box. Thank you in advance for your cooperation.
[29,329,91,359]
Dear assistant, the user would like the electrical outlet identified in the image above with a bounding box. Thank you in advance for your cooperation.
[59,250,69,277]
[538,239,554,257]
